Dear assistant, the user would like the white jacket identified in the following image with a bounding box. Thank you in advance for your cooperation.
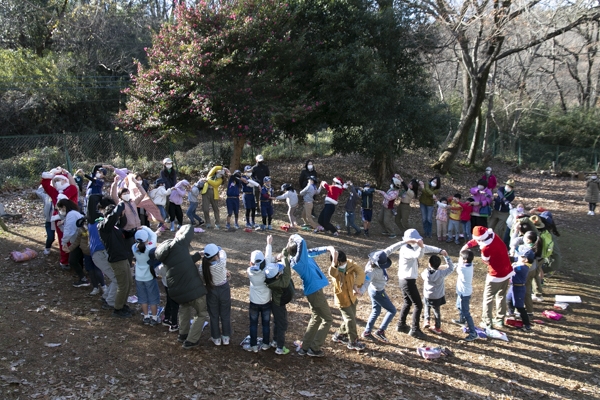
[62,210,85,246]
[149,186,172,206]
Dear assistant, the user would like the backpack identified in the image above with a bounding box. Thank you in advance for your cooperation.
[539,230,554,259]
[279,279,295,305]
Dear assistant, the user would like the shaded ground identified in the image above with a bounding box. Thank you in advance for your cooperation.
[0,151,599,399]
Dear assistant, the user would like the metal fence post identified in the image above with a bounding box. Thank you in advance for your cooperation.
[518,138,521,166]
[64,133,72,172]
[555,145,559,168]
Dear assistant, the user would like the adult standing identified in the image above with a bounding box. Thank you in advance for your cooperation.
[585,172,600,215]
[482,166,497,191]
[299,176,321,229]
[470,179,493,228]
[298,160,317,191]
[201,166,228,229]
[395,178,417,232]
[375,175,403,238]
[418,176,440,238]
[152,225,208,349]
[252,155,270,207]
[160,158,177,224]
[488,179,515,237]
[462,226,514,329]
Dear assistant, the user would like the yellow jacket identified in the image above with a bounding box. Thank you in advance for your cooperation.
[201,166,224,200]
[328,259,365,308]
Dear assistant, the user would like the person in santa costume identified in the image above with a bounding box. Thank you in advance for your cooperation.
[461,226,514,329]
[41,167,79,268]
[316,177,345,237]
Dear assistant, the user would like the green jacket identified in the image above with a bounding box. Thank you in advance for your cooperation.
[419,182,439,206]
[266,253,292,307]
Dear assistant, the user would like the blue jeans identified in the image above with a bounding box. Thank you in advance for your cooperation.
[186,201,202,225]
[460,220,472,240]
[420,203,434,237]
[456,294,476,335]
[44,221,55,249]
[249,301,271,346]
[345,211,361,234]
[157,205,167,227]
[365,285,396,332]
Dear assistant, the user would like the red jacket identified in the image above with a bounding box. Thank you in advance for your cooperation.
[459,201,473,222]
[323,183,344,204]
[467,235,512,279]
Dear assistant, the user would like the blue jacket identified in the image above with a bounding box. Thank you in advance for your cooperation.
[493,187,515,213]
[88,222,105,255]
[226,176,242,197]
[512,263,529,285]
[288,234,329,295]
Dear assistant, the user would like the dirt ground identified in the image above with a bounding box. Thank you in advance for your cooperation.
[0,151,599,400]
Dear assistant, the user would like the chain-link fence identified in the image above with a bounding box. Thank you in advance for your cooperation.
[0,130,334,189]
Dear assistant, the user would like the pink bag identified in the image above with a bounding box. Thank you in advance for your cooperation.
[542,310,563,320]
[10,248,38,262]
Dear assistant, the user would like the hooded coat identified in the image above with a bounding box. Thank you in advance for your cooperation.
[288,234,329,296]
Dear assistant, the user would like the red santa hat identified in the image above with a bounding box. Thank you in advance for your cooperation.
[333,177,344,186]
[472,226,494,246]
[51,174,70,192]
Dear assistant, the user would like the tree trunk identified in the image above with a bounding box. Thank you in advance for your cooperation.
[481,93,494,158]
[230,135,245,171]
[372,151,395,188]
[467,109,483,165]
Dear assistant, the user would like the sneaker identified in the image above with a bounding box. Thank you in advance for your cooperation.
[143,316,152,325]
[177,334,188,343]
[408,329,425,338]
[221,336,230,345]
[150,318,160,326]
[332,332,349,344]
[430,327,442,334]
[532,296,544,302]
[261,343,271,351]
[361,330,373,339]
[267,225,273,230]
[313,228,320,234]
[446,237,453,243]
[226,223,231,230]
[591,211,596,216]
[520,325,532,332]
[256,225,265,231]
[464,333,478,342]
[452,319,466,326]
[245,223,252,228]
[204,224,212,229]
[60,263,70,270]
[162,319,172,327]
[347,340,366,351]
[234,224,240,229]
[43,248,51,255]
[89,287,100,295]
[297,348,308,356]
[423,320,430,329]
[269,340,278,348]
[275,347,290,355]
[210,337,222,346]
[332,232,339,237]
[396,323,410,332]
[73,278,90,288]
[182,340,200,349]
[101,285,108,294]
[169,324,179,332]
[214,224,220,230]
[307,348,325,357]
[373,329,389,343]
[112,308,132,318]
[244,344,259,353]
[101,301,113,310]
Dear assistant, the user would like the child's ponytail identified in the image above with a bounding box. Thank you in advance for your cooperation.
[202,256,214,289]
[136,241,146,254]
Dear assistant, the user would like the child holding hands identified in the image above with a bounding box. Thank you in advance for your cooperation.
[421,254,455,334]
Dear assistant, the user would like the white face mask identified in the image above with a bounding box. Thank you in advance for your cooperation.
[121,194,131,202]
[58,210,66,217]
[165,163,173,169]
[136,180,143,185]
[477,185,484,190]
[504,186,512,192]
[307,164,313,171]
[337,263,347,273]
[430,181,437,188]
[95,172,103,179]
[486,170,491,175]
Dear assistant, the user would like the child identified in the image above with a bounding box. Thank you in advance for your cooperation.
[459,197,474,241]
[435,197,449,242]
[265,250,292,355]
[421,254,455,334]
[242,166,261,228]
[328,248,366,351]
[508,246,534,331]
[299,175,320,229]
[447,194,463,244]
[258,176,274,231]
[317,177,345,237]
[167,180,190,231]
[76,165,108,196]
[343,181,362,235]
[149,178,171,233]
[68,217,106,295]
[35,185,55,255]
[362,250,396,343]
[244,237,273,352]
[132,229,160,325]
[186,179,204,226]
[226,170,250,230]
[276,183,299,228]
[360,183,375,237]
[201,243,232,345]
[453,249,478,341]
[585,173,600,215]
[154,262,179,332]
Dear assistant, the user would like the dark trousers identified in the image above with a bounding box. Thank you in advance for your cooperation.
[69,246,85,280]
[168,203,183,225]
[44,221,55,249]
[398,278,423,330]
[83,255,105,288]
[318,203,337,233]
[271,302,288,349]
[164,286,179,325]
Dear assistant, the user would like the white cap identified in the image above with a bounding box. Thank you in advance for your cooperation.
[256,154,264,162]
[163,157,173,165]
[265,263,283,279]
[204,243,221,258]
[250,250,265,265]
[135,230,149,242]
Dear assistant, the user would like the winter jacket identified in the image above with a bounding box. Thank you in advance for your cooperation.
[300,182,320,203]
[97,203,130,263]
[419,182,439,207]
[585,178,600,203]
[252,162,270,185]
[266,256,292,307]
[328,259,365,308]
[160,167,178,189]
[398,243,442,280]
[376,187,399,209]
[110,180,143,231]
[469,187,493,215]
[202,166,224,199]
[248,265,271,305]
[361,188,375,210]
[276,190,299,208]
[62,210,85,247]
[226,176,243,198]
[323,183,343,205]
[399,189,415,205]
[421,256,454,300]
[188,185,200,203]
[493,187,515,213]
[153,224,206,304]
[67,228,91,256]
[467,233,514,282]
[288,234,329,296]
[299,168,317,190]
[455,261,473,297]
[35,186,54,222]
[344,185,360,212]
[150,186,172,207]
[459,201,473,222]
[169,180,189,205]
[481,173,497,191]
